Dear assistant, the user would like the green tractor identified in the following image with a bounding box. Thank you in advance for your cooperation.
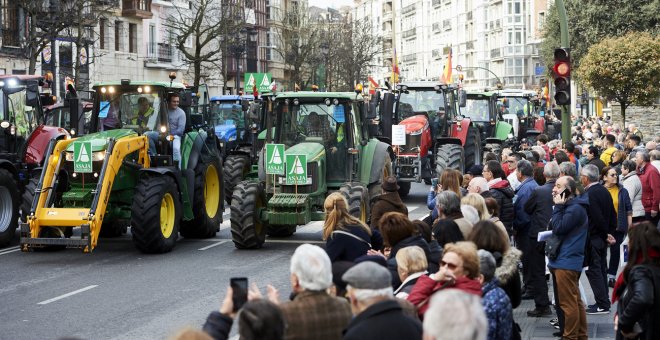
[463,91,514,159]
[229,91,393,249]
[20,79,224,253]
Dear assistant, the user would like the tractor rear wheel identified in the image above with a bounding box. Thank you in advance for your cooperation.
[0,169,19,246]
[223,155,249,205]
[131,175,181,253]
[230,181,267,249]
[464,127,482,170]
[435,144,465,176]
[340,183,368,223]
[181,161,223,238]
[397,182,411,198]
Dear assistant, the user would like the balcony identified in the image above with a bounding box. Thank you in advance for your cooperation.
[122,0,153,19]
[432,49,442,59]
[432,0,442,7]
[402,54,416,63]
[490,48,502,59]
[466,41,474,50]
[466,11,472,21]
[402,28,416,39]
[145,42,183,67]
[402,4,416,15]
[382,10,392,22]
[432,22,441,33]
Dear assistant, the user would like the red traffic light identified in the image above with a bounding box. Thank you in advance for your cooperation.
[554,62,570,77]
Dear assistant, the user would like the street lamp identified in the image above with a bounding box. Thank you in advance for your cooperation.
[319,43,329,90]
[256,45,276,73]
[231,26,258,95]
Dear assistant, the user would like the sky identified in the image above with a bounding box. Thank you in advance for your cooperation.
[308,0,354,9]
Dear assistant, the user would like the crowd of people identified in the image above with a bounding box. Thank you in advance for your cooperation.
[174,120,659,340]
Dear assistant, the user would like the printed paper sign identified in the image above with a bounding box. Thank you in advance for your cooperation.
[392,125,406,145]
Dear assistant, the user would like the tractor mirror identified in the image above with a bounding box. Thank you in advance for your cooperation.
[179,92,192,107]
[26,83,40,107]
[190,113,205,127]
[458,89,467,108]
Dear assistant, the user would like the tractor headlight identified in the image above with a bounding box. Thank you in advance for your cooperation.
[410,128,423,135]
[160,125,167,133]
[92,151,105,161]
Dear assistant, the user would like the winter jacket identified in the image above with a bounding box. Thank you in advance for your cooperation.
[343,299,422,340]
[407,274,482,318]
[616,264,660,340]
[370,192,408,229]
[547,194,589,272]
[585,183,617,245]
[387,235,437,288]
[428,240,442,273]
[482,279,513,340]
[326,225,383,263]
[202,311,233,340]
[394,271,426,299]
[427,191,439,220]
[513,177,538,234]
[524,179,555,239]
[622,172,645,218]
[488,180,515,234]
[613,185,633,233]
[637,163,660,214]
[280,290,352,340]
[495,247,523,309]
[586,157,606,173]
[601,146,617,166]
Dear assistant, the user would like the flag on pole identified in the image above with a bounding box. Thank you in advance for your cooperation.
[441,48,453,83]
[390,48,400,84]
[368,76,378,94]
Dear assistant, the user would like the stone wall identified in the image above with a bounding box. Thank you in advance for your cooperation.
[610,103,660,142]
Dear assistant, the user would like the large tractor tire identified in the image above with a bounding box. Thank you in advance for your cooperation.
[464,127,482,170]
[340,183,369,224]
[368,154,393,208]
[223,155,249,205]
[181,161,223,238]
[397,182,411,198]
[0,169,19,246]
[131,175,181,253]
[230,181,267,249]
[435,144,465,177]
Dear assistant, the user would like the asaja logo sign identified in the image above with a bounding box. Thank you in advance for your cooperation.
[265,144,285,175]
[285,154,307,185]
[243,73,273,92]
[73,141,93,173]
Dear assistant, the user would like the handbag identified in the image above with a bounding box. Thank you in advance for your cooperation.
[544,233,562,260]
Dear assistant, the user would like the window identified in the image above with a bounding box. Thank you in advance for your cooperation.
[148,24,156,55]
[129,24,137,53]
[1,0,19,47]
[538,12,545,30]
[100,19,107,49]
[115,21,122,51]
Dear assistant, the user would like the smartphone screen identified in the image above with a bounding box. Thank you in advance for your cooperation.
[230,277,248,312]
[560,189,569,200]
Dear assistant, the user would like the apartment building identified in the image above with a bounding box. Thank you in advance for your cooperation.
[353,0,550,89]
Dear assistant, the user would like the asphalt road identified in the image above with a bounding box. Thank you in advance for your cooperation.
[0,183,432,340]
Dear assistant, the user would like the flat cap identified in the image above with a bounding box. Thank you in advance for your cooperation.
[341,261,392,289]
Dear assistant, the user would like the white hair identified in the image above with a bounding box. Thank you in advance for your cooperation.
[460,205,480,225]
[423,290,487,340]
[347,285,393,302]
[469,177,489,193]
[290,244,332,291]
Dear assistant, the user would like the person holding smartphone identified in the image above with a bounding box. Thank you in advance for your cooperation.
[547,176,590,339]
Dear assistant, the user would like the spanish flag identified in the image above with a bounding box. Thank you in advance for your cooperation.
[391,48,400,84]
[441,48,452,83]
[368,76,378,94]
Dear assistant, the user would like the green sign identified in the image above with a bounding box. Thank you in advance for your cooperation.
[265,144,285,175]
[244,73,273,93]
[73,141,93,173]
[285,154,307,185]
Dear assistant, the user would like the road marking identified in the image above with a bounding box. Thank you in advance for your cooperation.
[0,245,20,255]
[408,206,419,213]
[198,240,229,251]
[37,285,98,305]
[0,248,21,256]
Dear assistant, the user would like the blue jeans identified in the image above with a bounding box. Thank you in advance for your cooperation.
[144,131,159,156]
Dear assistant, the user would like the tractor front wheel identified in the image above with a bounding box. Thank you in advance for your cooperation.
[131,175,181,253]
[340,183,369,223]
[230,181,267,249]
[0,169,19,246]
[435,144,465,176]
[181,161,223,238]
[223,155,249,205]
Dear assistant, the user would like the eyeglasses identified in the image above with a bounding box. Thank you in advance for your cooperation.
[608,173,617,177]
[440,260,459,270]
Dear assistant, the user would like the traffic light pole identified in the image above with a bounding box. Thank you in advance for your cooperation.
[556,0,571,145]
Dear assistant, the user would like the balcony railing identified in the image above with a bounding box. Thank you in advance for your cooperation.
[122,0,153,19]
[402,54,416,63]
[432,0,442,7]
[490,48,502,59]
[432,23,441,32]
[146,42,180,64]
[467,11,473,21]
[402,4,416,15]
[466,41,474,50]
[402,28,416,39]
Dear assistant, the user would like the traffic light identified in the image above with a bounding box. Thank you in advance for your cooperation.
[553,48,571,105]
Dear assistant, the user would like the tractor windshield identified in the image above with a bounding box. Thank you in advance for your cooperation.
[0,88,39,137]
[499,97,531,117]
[397,89,446,119]
[463,98,491,122]
[209,101,242,127]
[278,101,344,147]
[97,88,162,132]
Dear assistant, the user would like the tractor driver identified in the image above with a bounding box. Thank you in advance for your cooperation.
[305,111,336,147]
[146,93,185,162]
[132,97,154,130]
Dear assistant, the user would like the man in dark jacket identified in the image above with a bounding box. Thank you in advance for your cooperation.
[513,159,538,295]
[548,176,589,339]
[585,146,606,173]
[342,261,422,340]
[370,176,408,229]
[523,161,559,317]
[580,164,616,314]
[484,161,515,234]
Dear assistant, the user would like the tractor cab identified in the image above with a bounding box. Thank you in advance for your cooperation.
[496,89,544,142]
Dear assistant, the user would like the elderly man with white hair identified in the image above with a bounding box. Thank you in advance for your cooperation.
[342,261,422,340]
[468,176,490,198]
[277,244,352,339]
[423,289,488,340]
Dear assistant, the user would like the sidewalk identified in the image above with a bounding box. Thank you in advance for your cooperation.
[516,274,616,339]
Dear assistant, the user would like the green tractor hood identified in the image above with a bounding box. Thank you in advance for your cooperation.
[285,142,325,162]
[65,129,138,152]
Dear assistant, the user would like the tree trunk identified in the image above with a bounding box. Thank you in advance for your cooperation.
[620,100,627,128]
[193,60,201,88]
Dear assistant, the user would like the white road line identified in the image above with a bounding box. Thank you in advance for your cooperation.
[0,248,21,256]
[407,206,419,213]
[0,245,20,254]
[37,285,98,305]
[198,240,230,251]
